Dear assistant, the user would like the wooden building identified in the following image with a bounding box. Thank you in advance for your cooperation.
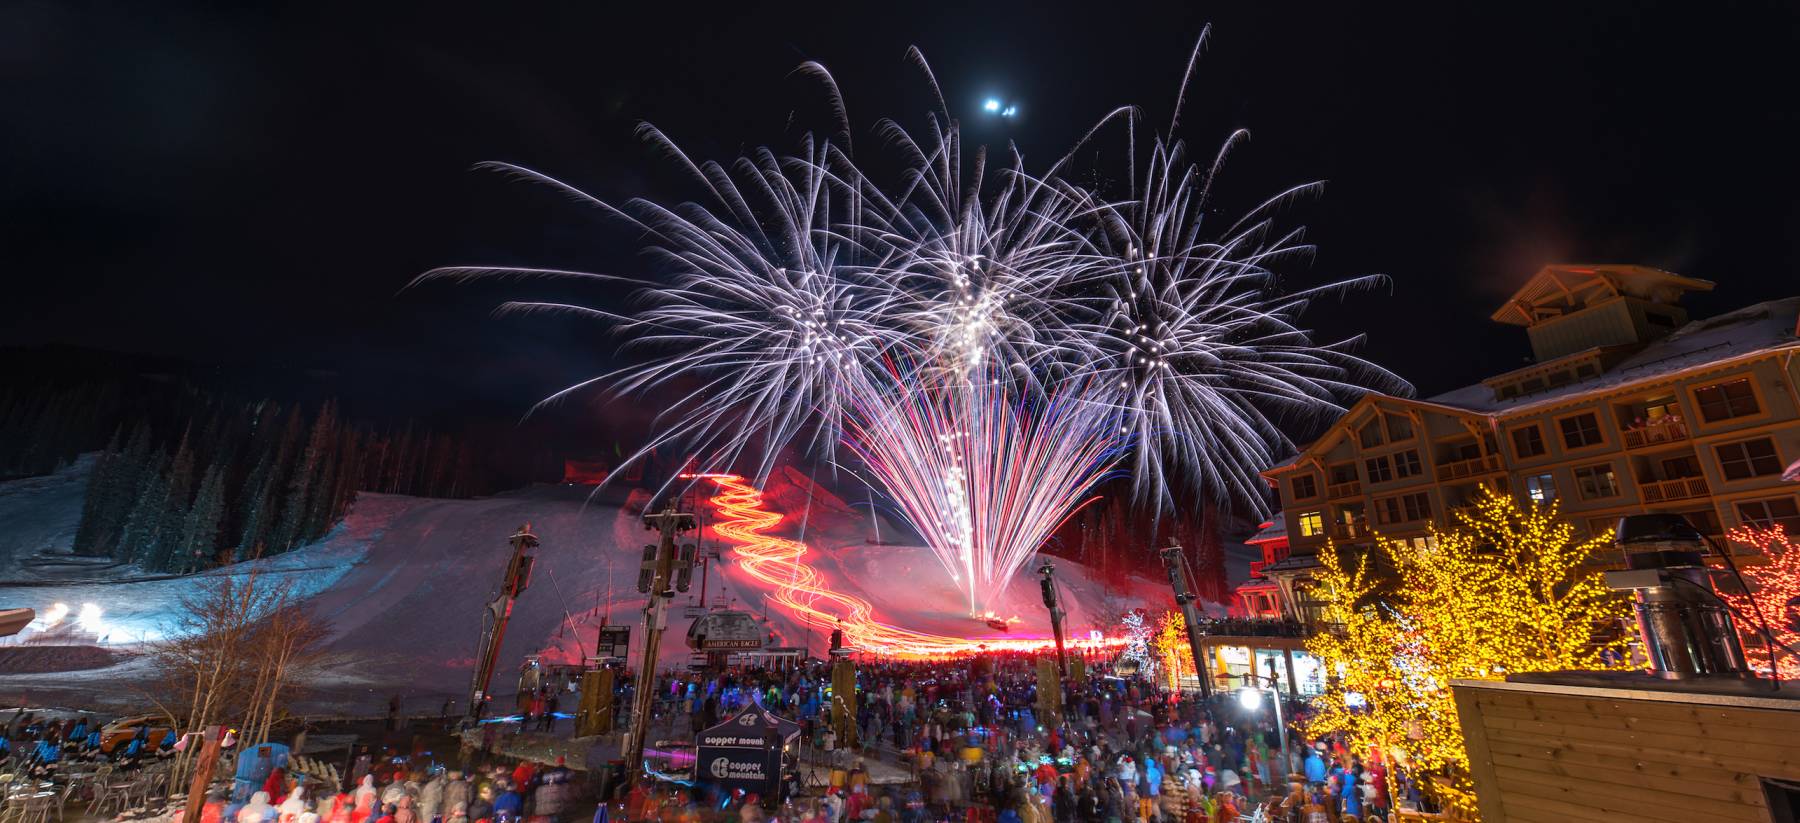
[1451,672,1800,822]
[1258,265,1800,622]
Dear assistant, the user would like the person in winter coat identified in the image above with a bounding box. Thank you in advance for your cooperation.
[278,786,308,823]
[393,795,420,823]
[491,783,523,823]
[441,773,472,822]
[373,804,397,823]
[444,804,468,823]
[380,777,411,808]
[354,776,380,820]
[239,792,277,823]
[466,786,495,823]
[420,772,448,823]
[531,759,574,823]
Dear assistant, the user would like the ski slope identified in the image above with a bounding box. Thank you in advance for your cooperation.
[0,460,1238,714]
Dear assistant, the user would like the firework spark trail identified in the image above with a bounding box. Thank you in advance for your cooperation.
[696,472,1125,659]
[421,36,1410,618]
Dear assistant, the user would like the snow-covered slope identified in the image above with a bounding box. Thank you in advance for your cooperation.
[0,461,1235,713]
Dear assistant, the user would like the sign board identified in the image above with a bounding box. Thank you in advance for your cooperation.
[693,698,798,798]
[598,626,631,659]
[687,610,766,652]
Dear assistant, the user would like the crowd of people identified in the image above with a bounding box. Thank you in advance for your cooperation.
[614,652,1418,823]
[202,749,578,823]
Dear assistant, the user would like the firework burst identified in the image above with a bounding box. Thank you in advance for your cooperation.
[418,32,1407,614]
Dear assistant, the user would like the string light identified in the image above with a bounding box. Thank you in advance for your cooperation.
[1719,525,1800,679]
[1304,486,1630,811]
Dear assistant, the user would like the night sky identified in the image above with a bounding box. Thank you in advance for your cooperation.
[6,1,1798,428]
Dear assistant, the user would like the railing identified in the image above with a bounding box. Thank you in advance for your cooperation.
[1622,421,1689,449]
[1327,480,1362,498]
[1437,453,1502,480]
[1640,475,1709,503]
[1331,519,1370,540]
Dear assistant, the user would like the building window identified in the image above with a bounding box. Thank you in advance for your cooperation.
[1510,425,1546,459]
[1573,464,1620,500]
[1386,414,1414,442]
[1736,497,1800,534]
[1291,474,1319,499]
[1359,419,1386,449]
[1378,493,1431,524]
[1715,438,1782,481]
[1394,449,1423,479]
[1365,456,1393,483]
[1297,511,1325,538]
[1525,473,1557,503]
[1695,378,1760,423]
[1559,413,1604,449]
[1403,492,1431,521]
[1329,463,1358,485]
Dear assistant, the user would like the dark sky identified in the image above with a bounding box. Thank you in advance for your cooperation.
[5,0,1798,424]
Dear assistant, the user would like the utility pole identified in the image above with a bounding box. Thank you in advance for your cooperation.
[466,524,539,726]
[624,505,697,788]
[1159,542,1213,699]
[1038,561,1068,676]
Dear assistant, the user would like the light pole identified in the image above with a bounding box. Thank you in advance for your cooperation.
[1234,673,1287,791]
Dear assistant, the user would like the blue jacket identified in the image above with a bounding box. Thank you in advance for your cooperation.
[1303,752,1326,784]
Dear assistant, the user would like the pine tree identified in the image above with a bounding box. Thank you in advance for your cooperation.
[179,464,227,573]
[91,423,156,557]
[72,428,122,555]
[239,408,304,559]
[271,402,336,552]
[145,434,198,572]
[116,450,170,564]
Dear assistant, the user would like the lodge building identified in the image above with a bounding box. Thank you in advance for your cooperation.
[1246,265,1800,623]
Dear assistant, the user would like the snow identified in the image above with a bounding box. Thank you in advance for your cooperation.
[0,461,1234,714]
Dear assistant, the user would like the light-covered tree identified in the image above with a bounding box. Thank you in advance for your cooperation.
[1720,525,1800,679]
[1305,486,1631,815]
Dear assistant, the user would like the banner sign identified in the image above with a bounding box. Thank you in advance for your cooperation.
[693,699,799,797]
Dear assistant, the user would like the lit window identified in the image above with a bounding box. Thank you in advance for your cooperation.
[1297,511,1325,537]
[1559,413,1603,449]
[1573,464,1620,500]
[1394,450,1423,479]
[1525,473,1557,503]
[1695,378,1759,423]
[1365,456,1393,483]
[1291,475,1318,499]
[1736,497,1800,534]
[1510,426,1546,458]
[1715,438,1782,481]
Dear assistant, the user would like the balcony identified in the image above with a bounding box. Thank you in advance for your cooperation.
[1437,453,1503,481]
[1331,519,1371,541]
[1327,480,1362,499]
[1249,560,1266,579]
[1621,420,1690,450]
[1639,476,1709,503]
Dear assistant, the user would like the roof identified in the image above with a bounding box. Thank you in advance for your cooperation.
[1259,553,1322,574]
[1245,519,1287,545]
[1430,297,1800,415]
[1490,264,1715,326]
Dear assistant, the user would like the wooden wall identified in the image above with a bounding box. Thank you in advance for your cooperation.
[1452,680,1800,822]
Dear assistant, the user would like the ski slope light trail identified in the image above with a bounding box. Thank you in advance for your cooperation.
[694,473,1126,660]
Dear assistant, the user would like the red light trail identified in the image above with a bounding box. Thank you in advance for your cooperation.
[693,473,1127,660]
